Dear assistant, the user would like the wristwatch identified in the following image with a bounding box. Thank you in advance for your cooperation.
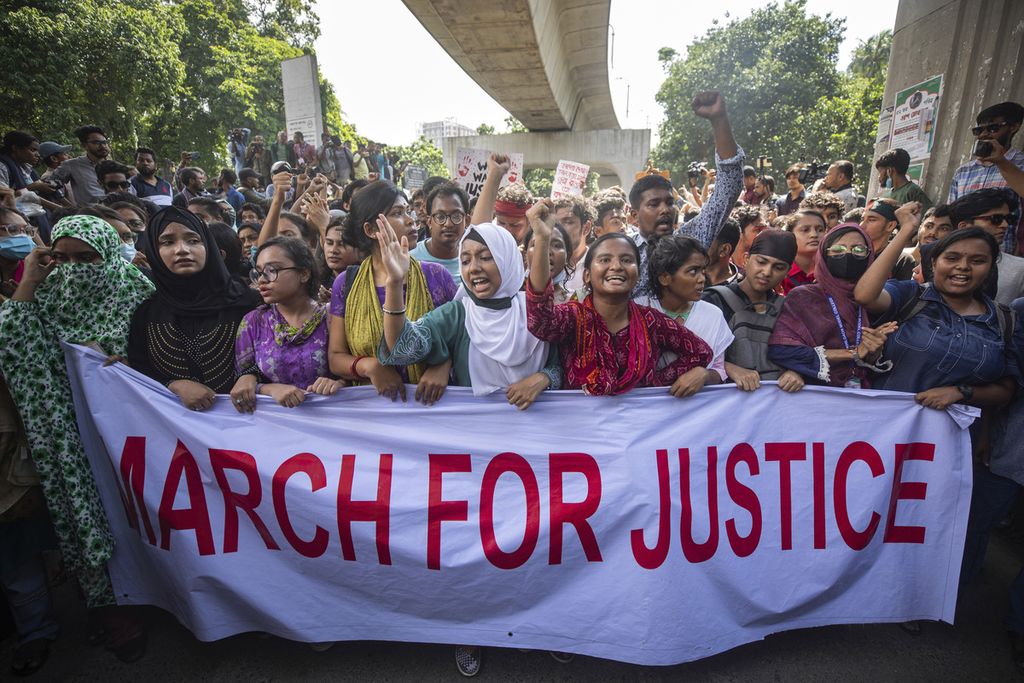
[956,384,974,401]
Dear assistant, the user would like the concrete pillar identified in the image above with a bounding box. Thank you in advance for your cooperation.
[442,129,651,193]
[871,0,1024,201]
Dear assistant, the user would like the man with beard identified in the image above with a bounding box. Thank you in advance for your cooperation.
[631,90,742,296]
[130,147,173,206]
[49,125,111,205]
[949,101,1024,254]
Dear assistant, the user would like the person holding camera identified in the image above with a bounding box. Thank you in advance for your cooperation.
[949,101,1024,255]
[245,135,271,182]
[227,127,250,174]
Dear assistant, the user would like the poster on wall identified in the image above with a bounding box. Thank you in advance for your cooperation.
[890,75,943,161]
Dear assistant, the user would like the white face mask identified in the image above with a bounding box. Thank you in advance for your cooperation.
[120,242,137,263]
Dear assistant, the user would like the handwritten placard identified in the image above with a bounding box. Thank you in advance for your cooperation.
[455,148,523,199]
[551,160,590,199]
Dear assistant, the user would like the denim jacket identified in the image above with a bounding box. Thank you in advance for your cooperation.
[872,280,1017,392]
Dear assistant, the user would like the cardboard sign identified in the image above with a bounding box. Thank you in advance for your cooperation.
[551,160,590,199]
[455,148,524,198]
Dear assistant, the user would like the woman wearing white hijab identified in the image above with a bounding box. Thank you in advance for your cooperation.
[377,217,561,408]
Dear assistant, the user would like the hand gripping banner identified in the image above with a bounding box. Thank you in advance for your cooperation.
[64,343,973,665]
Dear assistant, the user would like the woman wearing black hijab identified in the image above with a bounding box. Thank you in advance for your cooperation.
[127,207,262,410]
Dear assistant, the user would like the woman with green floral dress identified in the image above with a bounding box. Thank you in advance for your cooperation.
[0,214,154,658]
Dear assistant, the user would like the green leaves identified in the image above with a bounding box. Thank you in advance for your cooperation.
[392,137,447,179]
[1,0,356,174]
[654,0,888,186]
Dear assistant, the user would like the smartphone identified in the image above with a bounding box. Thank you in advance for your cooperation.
[972,139,993,158]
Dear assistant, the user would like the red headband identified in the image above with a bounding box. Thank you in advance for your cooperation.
[494,199,529,218]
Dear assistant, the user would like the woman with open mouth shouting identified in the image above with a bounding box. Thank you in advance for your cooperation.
[525,198,712,397]
[376,217,561,409]
[854,201,1018,408]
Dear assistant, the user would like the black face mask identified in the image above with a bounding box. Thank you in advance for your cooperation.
[826,254,869,280]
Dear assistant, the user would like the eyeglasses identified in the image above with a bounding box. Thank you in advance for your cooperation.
[87,139,110,146]
[250,265,300,283]
[104,181,130,190]
[971,122,1010,136]
[973,213,1012,225]
[431,211,465,226]
[826,244,869,257]
[0,224,27,236]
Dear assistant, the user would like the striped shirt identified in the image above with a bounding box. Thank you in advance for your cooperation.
[948,147,1024,254]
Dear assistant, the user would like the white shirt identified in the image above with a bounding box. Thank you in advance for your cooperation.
[634,297,734,380]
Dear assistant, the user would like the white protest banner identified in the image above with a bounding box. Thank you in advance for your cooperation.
[454,148,523,199]
[65,344,972,666]
[551,160,590,199]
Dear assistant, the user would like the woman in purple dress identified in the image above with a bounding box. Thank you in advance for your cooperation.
[230,237,342,411]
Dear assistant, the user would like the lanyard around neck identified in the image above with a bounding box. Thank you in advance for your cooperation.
[825,295,862,350]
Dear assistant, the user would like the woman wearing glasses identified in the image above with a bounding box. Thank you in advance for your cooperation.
[229,237,340,411]
[127,207,261,411]
[767,223,898,388]
[409,182,470,283]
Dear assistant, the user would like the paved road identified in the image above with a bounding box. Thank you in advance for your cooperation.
[4,535,1023,681]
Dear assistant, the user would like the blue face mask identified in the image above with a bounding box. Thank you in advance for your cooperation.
[883,177,893,189]
[120,242,137,263]
[0,234,34,261]
[248,246,258,263]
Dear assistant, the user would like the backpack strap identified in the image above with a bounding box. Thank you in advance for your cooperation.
[708,285,746,319]
[995,302,1015,349]
[876,282,928,326]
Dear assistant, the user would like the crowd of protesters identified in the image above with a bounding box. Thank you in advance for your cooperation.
[1,91,1024,677]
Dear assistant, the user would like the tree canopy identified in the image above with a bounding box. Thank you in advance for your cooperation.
[654,1,890,186]
[0,0,357,172]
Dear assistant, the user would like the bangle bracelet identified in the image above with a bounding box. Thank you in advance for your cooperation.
[382,306,407,315]
[349,356,367,379]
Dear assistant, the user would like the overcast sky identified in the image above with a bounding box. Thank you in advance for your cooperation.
[313,0,899,145]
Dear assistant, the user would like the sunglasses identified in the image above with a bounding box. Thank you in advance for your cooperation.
[971,122,1010,136]
[105,180,130,190]
[973,213,1012,225]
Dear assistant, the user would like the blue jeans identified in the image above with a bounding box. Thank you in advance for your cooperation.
[0,516,59,644]
[962,464,1024,633]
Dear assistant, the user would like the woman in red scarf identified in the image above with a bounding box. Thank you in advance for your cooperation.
[525,199,712,396]
[767,223,897,388]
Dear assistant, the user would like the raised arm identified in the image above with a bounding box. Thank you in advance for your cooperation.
[679,91,744,248]
[526,198,555,293]
[980,139,1024,199]
[470,154,509,226]
[854,202,921,314]
[258,171,293,246]
[377,214,412,354]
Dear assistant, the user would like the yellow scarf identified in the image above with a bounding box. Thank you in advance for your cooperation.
[345,255,434,383]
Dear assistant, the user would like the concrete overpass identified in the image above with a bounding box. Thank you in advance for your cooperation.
[402,0,649,189]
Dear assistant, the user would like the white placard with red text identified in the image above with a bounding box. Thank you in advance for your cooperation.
[65,344,973,666]
[551,160,590,199]
[454,148,523,199]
